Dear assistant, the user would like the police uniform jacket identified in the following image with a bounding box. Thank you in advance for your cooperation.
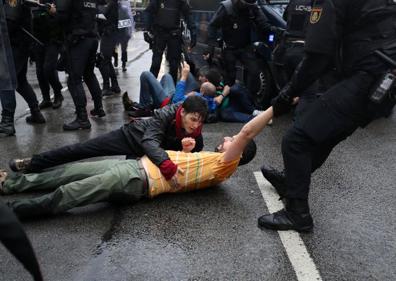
[207,1,274,49]
[144,0,196,34]
[282,0,396,98]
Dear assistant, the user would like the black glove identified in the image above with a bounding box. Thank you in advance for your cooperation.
[271,26,286,40]
[271,84,294,117]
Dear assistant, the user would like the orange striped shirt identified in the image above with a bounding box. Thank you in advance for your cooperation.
[141,151,240,198]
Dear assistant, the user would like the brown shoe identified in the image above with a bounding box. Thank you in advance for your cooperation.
[9,158,32,172]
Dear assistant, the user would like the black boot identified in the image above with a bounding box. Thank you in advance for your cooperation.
[102,88,114,97]
[63,108,91,130]
[257,199,313,232]
[111,79,121,94]
[39,99,53,109]
[90,108,106,117]
[91,98,106,117]
[122,62,127,72]
[0,115,16,137]
[26,107,46,124]
[52,94,64,109]
[260,164,287,198]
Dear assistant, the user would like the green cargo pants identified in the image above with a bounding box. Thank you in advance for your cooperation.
[4,159,147,218]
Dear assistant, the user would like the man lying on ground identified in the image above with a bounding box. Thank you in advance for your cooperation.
[0,107,274,219]
[9,96,208,185]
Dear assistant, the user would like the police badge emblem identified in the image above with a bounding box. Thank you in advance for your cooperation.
[310,7,322,24]
[233,23,238,29]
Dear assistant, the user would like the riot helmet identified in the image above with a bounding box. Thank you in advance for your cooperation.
[234,0,257,11]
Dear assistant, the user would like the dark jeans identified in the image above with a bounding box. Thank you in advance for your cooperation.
[66,37,102,110]
[34,43,63,100]
[119,34,130,64]
[219,83,255,123]
[0,90,16,118]
[281,72,376,200]
[29,128,139,172]
[1,43,41,118]
[150,30,182,83]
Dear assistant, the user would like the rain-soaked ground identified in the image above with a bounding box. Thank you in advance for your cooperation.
[0,32,395,281]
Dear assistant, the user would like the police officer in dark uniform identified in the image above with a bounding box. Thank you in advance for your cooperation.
[258,0,396,232]
[98,0,121,98]
[206,0,279,95]
[52,0,105,130]
[31,0,64,109]
[272,0,312,89]
[144,0,197,84]
[2,0,46,132]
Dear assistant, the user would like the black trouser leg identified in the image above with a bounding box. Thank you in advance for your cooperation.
[0,90,16,118]
[222,49,238,86]
[34,46,51,101]
[150,34,167,78]
[44,43,63,95]
[29,128,138,172]
[281,127,314,200]
[167,34,182,83]
[100,35,116,89]
[67,38,99,110]
[120,37,128,64]
[241,49,262,95]
[13,46,39,108]
[83,39,103,109]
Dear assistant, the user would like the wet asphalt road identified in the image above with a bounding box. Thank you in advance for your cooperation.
[0,32,395,281]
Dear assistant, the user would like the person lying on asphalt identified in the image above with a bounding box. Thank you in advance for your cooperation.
[1,107,274,219]
[9,96,208,185]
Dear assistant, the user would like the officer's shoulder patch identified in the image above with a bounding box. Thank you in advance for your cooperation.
[310,7,322,24]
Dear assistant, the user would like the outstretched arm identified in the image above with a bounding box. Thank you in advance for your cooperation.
[223,107,274,162]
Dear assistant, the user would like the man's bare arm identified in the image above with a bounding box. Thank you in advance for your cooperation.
[223,107,274,162]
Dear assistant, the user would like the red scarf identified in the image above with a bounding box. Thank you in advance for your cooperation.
[175,106,202,139]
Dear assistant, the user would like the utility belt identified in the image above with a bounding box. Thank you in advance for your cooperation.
[66,32,96,46]
[153,26,181,37]
[283,37,305,47]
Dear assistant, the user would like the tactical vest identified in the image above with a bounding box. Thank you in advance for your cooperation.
[342,0,396,73]
[285,0,312,40]
[69,0,98,36]
[153,0,184,30]
[220,0,256,48]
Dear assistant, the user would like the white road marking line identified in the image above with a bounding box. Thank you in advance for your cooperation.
[254,171,323,281]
